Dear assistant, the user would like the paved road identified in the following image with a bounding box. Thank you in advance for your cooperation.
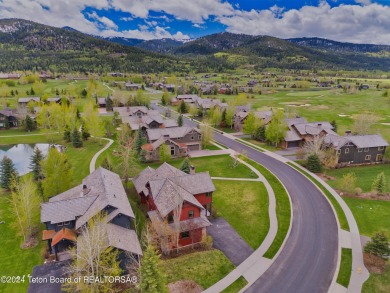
[207,218,254,266]
[152,104,338,293]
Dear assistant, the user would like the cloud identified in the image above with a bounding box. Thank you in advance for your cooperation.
[193,23,205,29]
[101,26,190,40]
[120,16,133,22]
[87,11,118,30]
[110,0,235,23]
[217,2,390,44]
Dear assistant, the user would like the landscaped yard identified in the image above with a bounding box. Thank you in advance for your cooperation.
[326,164,390,192]
[336,248,352,287]
[343,197,390,237]
[0,192,43,293]
[213,181,269,249]
[160,250,241,290]
[363,261,390,293]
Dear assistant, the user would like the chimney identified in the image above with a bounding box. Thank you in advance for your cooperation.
[317,123,322,127]
[190,165,195,175]
[82,184,89,196]
[345,130,352,136]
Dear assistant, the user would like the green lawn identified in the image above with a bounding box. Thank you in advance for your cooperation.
[326,164,390,192]
[363,261,390,293]
[213,181,269,249]
[0,192,43,293]
[243,159,291,259]
[288,162,350,231]
[343,197,390,237]
[336,248,352,287]
[160,250,238,290]
[240,138,280,152]
[0,132,62,145]
[221,276,247,293]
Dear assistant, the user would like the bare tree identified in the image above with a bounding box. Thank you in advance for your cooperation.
[200,120,213,148]
[351,113,380,135]
[63,213,122,293]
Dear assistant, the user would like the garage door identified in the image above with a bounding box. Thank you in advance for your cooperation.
[287,141,300,148]
[188,144,200,151]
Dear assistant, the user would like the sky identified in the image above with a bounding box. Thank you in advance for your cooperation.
[1,0,390,44]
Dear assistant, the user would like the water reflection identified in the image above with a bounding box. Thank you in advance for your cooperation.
[0,144,50,175]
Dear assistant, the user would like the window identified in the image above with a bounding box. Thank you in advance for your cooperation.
[167,214,174,224]
[365,155,371,161]
[188,210,194,219]
[358,148,363,152]
[345,148,349,154]
[170,146,175,156]
[191,136,194,140]
[376,154,383,162]
[364,148,369,152]
[378,146,384,151]
[64,221,70,226]
[198,135,201,140]
[181,231,190,238]
[58,222,63,227]
[205,192,212,197]
[336,150,341,155]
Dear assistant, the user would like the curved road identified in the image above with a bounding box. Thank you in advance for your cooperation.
[152,105,338,293]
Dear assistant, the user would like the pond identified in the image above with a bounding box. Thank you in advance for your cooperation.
[0,144,50,175]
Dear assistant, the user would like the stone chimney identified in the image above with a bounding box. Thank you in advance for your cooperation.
[190,165,195,175]
[345,130,352,136]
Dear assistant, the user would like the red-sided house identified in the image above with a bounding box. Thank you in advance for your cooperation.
[132,163,215,253]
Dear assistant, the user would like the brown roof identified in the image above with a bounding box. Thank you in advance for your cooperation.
[142,144,153,151]
[51,228,77,246]
[42,230,56,241]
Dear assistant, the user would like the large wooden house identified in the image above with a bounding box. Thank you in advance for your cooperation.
[142,127,202,161]
[133,163,214,253]
[41,168,142,264]
[0,109,19,129]
[324,133,388,166]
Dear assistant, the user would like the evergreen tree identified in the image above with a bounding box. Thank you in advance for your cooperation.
[72,128,83,148]
[135,129,146,155]
[106,96,113,111]
[30,87,35,95]
[0,156,18,190]
[364,231,390,259]
[221,108,227,127]
[63,126,71,142]
[81,124,90,141]
[307,154,322,173]
[177,114,183,127]
[331,120,338,132]
[55,88,60,95]
[254,125,266,141]
[15,90,18,95]
[372,172,388,195]
[29,148,44,181]
[139,244,168,293]
[24,115,35,132]
[139,149,147,163]
[81,88,87,98]
[180,158,191,174]
[179,101,187,114]
[76,108,81,120]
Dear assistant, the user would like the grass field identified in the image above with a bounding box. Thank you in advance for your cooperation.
[336,248,352,287]
[160,250,238,290]
[221,276,247,293]
[363,261,390,293]
[0,192,43,293]
[343,197,390,237]
[213,181,269,249]
[326,164,390,192]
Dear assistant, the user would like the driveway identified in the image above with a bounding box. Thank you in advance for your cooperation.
[207,217,254,266]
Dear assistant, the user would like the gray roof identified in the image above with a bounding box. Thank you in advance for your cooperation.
[18,97,41,103]
[44,168,135,228]
[285,117,308,127]
[106,224,143,255]
[349,135,389,148]
[0,108,18,117]
[133,163,214,218]
[293,122,334,136]
[41,195,97,224]
[146,126,200,141]
[47,97,62,102]
[113,106,149,117]
[285,129,302,142]
[324,134,389,150]
[176,94,200,102]
[97,98,106,104]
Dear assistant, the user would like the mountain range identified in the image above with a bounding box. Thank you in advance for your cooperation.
[1,18,390,73]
